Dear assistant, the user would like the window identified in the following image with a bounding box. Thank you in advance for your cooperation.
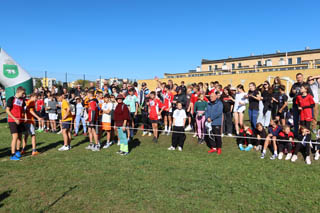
[208,65,212,71]
[214,65,218,70]
[257,61,262,66]
[279,58,285,65]
[297,57,302,64]
[288,58,292,65]
[238,63,242,68]
[232,63,235,69]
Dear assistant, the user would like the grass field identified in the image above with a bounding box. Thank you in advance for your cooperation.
[1,110,320,212]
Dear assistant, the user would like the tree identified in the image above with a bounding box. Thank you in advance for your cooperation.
[73,79,92,88]
[34,78,42,88]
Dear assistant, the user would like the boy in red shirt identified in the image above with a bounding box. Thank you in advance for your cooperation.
[296,83,315,130]
[148,91,164,143]
[6,86,26,161]
[161,85,173,135]
[22,93,43,156]
[86,90,100,151]
[35,93,45,132]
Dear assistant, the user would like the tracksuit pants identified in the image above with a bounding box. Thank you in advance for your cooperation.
[171,126,186,148]
[207,125,222,148]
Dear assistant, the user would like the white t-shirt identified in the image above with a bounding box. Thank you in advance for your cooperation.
[310,81,319,103]
[44,98,49,113]
[101,102,113,123]
[173,109,187,127]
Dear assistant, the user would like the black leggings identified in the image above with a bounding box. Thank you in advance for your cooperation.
[294,143,311,156]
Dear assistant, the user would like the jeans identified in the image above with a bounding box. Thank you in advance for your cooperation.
[75,114,87,134]
[248,109,259,129]
[292,106,300,136]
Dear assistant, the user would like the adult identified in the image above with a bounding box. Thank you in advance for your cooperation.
[290,73,304,136]
[205,93,223,155]
[257,81,272,128]
[180,81,187,95]
[248,82,260,129]
[307,75,320,132]
[271,77,284,119]
[74,85,82,97]
[139,82,151,136]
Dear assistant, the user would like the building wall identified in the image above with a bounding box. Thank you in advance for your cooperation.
[201,53,320,71]
[138,68,319,93]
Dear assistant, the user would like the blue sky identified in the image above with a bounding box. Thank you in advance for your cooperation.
[1,0,319,82]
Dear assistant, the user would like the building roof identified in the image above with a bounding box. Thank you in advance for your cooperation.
[202,48,320,64]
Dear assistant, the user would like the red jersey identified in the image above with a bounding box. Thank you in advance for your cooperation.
[162,90,173,111]
[88,98,99,123]
[208,88,215,95]
[148,98,163,120]
[36,99,44,112]
[26,100,36,124]
[190,93,199,106]
[7,96,25,123]
[296,94,315,121]
[278,131,294,139]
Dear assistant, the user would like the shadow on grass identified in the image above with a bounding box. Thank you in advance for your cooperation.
[129,138,141,152]
[71,137,89,148]
[40,185,77,213]
[0,117,6,124]
[38,140,64,153]
[0,190,12,208]
[0,143,45,159]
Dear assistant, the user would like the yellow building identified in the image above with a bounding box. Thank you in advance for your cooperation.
[138,48,320,92]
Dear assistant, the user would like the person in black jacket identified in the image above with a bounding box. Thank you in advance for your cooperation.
[289,73,304,136]
[257,81,272,128]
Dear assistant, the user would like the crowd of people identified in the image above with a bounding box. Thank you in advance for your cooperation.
[3,72,320,164]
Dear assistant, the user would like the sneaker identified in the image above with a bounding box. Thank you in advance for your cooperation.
[239,144,245,151]
[245,144,253,151]
[142,131,148,136]
[83,133,88,136]
[73,133,78,137]
[168,146,175,150]
[217,148,222,155]
[58,145,69,151]
[227,133,233,137]
[260,153,266,159]
[166,131,170,136]
[208,148,217,153]
[120,152,129,156]
[56,130,62,134]
[152,137,158,143]
[10,155,20,161]
[270,154,278,160]
[185,125,192,132]
[306,156,311,165]
[315,152,320,160]
[85,144,93,150]
[15,151,21,158]
[193,133,197,138]
[278,152,283,160]
[103,142,111,149]
[20,150,26,155]
[285,153,292,160]
[38,129,44,133]
[161,131,166,135]
[117,141,120,146]
[116,150,123,154]
[92,145,100,152]
[291,154,298,162]
[177,146,182,152]
[32,151,40,156]
[148,132,152,137]
[221,133,224,137]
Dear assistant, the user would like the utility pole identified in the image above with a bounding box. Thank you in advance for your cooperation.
[83,74,85,88]
[44,70,47,87]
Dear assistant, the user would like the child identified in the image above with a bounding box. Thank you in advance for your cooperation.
[237,124,254,151]
[22,93,43,156]
[194,94,208,144]
[47,95,58,133]
[85,90,100,151]
[168,102,187,151]
[114,94,130,155]
[6,86,26,160]
[296,83,315,130]
[102,94,113,149]
[74,97,87,136]
[291,126,312,164]
[148,91,165,143]
[253,122,267,151]
[35,93,45,132]
[161,85,174,135]
[57,93,73,151]
[277,125,294,160]
[233,84,248,135]
[124,88,139,139]
[261,120,282,160]
[276,85,288,126]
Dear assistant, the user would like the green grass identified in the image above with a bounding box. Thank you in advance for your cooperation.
[0,110,320,213]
